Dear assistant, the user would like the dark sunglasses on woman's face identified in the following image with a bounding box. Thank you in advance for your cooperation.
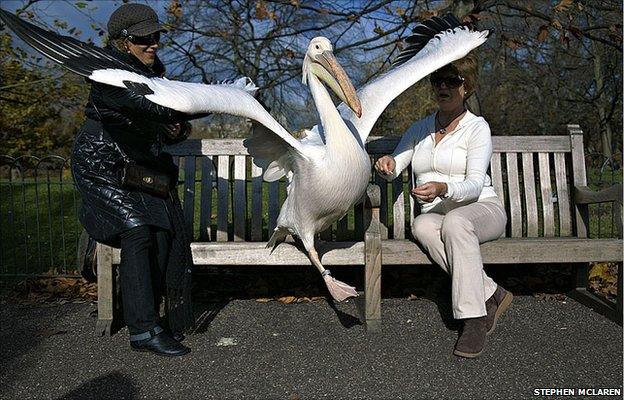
[128,32,160,46]
[430,75,465,88]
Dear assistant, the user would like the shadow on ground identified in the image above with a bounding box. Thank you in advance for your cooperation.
[56,372,138,400]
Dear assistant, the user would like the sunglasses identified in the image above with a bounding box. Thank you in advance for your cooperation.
[127,32,160,46]
[429,75,465,88]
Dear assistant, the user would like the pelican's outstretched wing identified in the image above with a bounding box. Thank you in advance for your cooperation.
[337,15,490,144]
[0,8,141,75]
[0,8,307,159]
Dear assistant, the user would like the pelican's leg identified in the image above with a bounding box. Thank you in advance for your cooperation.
[308,246,358,302]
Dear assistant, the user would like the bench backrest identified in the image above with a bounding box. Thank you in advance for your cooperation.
[167,125,587,242]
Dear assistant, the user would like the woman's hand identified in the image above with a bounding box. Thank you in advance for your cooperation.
[375,155,396,176]
[164,123,183,139]
[411,182,448,203]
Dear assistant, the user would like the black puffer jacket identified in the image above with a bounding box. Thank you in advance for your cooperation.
[71,47,191,246]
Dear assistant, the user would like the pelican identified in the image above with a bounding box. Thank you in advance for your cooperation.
[247,15,491,301]
[244,37,368,301]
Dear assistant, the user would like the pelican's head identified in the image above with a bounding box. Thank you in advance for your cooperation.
[302,36,362,118]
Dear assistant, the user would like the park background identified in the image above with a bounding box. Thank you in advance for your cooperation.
[0,0,621,302]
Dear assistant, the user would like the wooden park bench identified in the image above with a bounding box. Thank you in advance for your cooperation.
[96,124,623,335]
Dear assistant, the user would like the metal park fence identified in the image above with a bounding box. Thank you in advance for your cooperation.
[0,151,621,278]
[0,155,81,277]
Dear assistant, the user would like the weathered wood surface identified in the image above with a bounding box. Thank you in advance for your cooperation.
[191,241,365,265]
[522,153,539,237]
[96,244,114,336]
[538,153,555,236]
[392,174,405,239]
[569,127,589,238]
[490,153,506,237]
[364,183,382,331]
[380,238,623,265]
[110,236,623,266]
[166,135,573,156]
[554,153,572,236]
[216,155,229,241]
[233,155,246,241]
[574,184,623,205]
[506,153,522,237]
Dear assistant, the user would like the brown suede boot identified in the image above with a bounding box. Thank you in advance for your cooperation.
[485,285,513,336]
[453,316,487,358]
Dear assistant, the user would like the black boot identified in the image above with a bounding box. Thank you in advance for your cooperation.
[130,329,190,357]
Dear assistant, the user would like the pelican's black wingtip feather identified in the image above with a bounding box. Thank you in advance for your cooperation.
[0,8,140,77]
[391,13,477,69]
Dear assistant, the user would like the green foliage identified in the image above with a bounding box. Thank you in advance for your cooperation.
[0,32,88,157]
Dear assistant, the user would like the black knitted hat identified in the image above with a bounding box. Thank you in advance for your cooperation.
[107,3,166,39]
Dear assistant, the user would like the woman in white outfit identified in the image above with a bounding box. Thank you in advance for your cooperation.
[375,54,513,358]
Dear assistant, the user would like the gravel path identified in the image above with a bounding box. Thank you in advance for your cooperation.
[0,296,622,399]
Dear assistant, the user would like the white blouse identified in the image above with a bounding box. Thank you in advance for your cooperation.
[384,110,498,213]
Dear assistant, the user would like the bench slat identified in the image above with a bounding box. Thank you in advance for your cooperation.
[183,156,196,239]
[251,162,263,241]
[217,155,229,241]
[199,156,213,241]
[166,136,573,156]
[233,156,246,241]
[191,241,364,265]
[393,174,405,239]
[490,153,506,237]
[554,153,572,236]
[506,153,522,237]
[538,153,555,236]
[522,153,539,237]
[363,136,573,154]
[110,237,622,265]
[380,238,623,265]
[374,171,389,239]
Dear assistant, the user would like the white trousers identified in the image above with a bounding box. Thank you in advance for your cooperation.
[411,197,507,319]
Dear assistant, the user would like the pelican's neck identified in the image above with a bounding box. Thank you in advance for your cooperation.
[307,71,356,154]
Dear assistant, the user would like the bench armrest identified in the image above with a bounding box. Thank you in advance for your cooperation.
[574,184,623,205]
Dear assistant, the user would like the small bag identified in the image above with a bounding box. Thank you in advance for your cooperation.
[119,161,172,198]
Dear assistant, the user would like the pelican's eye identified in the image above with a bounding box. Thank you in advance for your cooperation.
[315,45,320,49]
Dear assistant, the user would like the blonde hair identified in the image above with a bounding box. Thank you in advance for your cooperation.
[110,37,129,52]
[434,53,479,97]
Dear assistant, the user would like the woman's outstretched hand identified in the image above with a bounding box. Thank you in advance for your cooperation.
[375,155,396,176]
[411,182,448,202]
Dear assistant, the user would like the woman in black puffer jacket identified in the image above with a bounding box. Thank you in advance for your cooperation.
[72,3,195,357]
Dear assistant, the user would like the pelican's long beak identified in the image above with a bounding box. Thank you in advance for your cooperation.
[311,50,362,118]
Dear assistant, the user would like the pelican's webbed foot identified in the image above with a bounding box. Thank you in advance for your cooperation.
[309,246,358,302]
[322,270,358,302]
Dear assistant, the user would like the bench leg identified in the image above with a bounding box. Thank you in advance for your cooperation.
[568,262,622,326]
[96,243,114,336]
[364,231,381,332]
[617,262,623,325]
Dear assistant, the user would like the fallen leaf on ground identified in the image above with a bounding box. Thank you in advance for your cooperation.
[36,329,68,338]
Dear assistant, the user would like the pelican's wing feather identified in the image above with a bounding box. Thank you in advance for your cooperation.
[0,8,141,76]
[336,14,489,144]
[87,68,307,159]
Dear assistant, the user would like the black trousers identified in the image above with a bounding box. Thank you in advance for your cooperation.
[119,225,171,335]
